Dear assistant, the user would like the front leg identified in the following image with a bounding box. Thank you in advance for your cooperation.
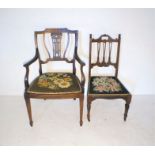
[124,95,132,121]
[24,93,33,126]
[79,95,84,126]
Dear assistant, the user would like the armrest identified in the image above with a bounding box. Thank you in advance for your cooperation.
[75,53,86,90]
[23,53,38,90]
[23,54,38,67]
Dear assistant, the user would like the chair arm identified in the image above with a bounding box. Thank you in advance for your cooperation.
[23,54,38,90]
[75,53,86,90]
[23,54,38,67]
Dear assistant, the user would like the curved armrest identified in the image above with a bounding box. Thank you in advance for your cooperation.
[23,54,38,67]
[23,53,38,90]
[75,53,85,90]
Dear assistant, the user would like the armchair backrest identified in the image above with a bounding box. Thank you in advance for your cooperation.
[89,34,121,78]
[34,28,78,75]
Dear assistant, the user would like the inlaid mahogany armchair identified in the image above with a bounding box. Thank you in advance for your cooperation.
[87,34,132,122]
[24,28,85,126]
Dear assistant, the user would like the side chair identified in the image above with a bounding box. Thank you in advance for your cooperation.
[87,34,132,122]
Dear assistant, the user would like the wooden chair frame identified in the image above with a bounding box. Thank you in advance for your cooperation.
[24,28,85,126]
[87,34,132,122]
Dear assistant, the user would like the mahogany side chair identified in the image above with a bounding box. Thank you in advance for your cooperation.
[87,34,132,122]
[23,28,85,126]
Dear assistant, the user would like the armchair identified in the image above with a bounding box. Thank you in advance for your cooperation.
[24,28,85,126]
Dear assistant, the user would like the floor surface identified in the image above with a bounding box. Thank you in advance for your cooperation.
[0,95,154,145]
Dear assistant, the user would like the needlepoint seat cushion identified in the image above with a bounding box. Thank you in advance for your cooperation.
[89,76,129,94]
[27,72,82,94]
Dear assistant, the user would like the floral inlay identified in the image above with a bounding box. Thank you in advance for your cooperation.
[92,77,122,93]
[37,73,73,90]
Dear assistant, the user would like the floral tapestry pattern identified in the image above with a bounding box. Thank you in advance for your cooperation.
[92,77,122,93]
[37,73,73,90]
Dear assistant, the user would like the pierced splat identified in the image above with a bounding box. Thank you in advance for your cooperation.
[51,33,62,58]
[39,29,71,63]
[34,28,81,74]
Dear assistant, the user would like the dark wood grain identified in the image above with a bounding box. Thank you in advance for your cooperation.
[87,34,132,122]
[23,28,85,126]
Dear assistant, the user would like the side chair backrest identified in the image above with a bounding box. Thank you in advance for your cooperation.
[34,28,78,75]
[89,34,121,78]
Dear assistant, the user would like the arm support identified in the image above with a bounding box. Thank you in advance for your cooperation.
[23,53,38,90]
[75,53,85,90]
[23,53,38,67]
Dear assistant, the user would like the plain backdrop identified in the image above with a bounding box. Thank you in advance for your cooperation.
[0,8,155,95]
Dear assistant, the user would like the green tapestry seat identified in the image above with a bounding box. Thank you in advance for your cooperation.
[89,76,129,94]
[28,72,82,94]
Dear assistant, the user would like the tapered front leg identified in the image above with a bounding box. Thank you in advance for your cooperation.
[124,95,132,121]
[24,93,33,126]
[79,95,84,126]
